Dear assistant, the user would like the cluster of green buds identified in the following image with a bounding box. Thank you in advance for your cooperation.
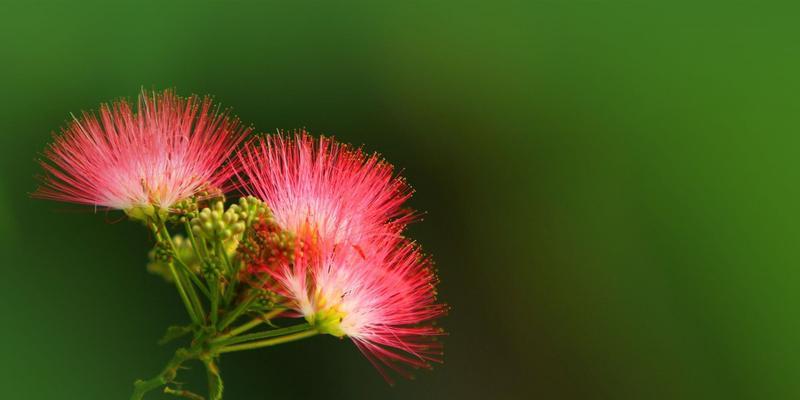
[247,287,284,314]
[125,204,169,222]
[189,197,274,242]
[169,187,227,224]
[170,198,200,224]
[147,235,200,281]
[191,201,247,241]
[235,196,274,228]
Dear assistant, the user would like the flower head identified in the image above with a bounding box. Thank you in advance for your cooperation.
[235,131,414,251]
[34,89,250,216]
[237,132,445,381]
[268,232,446,382]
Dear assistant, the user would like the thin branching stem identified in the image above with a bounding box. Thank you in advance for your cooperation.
[218,329,319,354]
[156,216,206,322]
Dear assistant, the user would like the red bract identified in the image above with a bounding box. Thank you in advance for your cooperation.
[34,89,250,211]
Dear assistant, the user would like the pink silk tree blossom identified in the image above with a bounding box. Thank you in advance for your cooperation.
[236,132,446,382]
[235,131,415,251]
[34,89,250,213]
[271,231,446,382]
[33,92,446,397]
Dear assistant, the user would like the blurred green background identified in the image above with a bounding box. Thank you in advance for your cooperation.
[2,1,799,399]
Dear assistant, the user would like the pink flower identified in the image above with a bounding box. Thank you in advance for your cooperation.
[272,233,446,382]
[34,89,250,213]
[235,131,414,251]
[236,132,445,381]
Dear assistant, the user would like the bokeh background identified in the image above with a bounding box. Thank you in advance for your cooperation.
[2,2,799,399]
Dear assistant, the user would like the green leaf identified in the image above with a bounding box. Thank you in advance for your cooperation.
[158,325,193,345]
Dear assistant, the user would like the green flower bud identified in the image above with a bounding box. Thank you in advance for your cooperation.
[146,234,201,281]
[190,200,249,242]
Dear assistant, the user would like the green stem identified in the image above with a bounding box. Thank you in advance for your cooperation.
[217,291,257,331]
[218,242,238,305]
[203,358,223,400]
[130,347,201,400]
[151,220,199,324]
[222,277,236,307]
[214,323,311,347]
[209,240,234,327]
[218,329,318,353]
[209,270,220,328]
[216,242,233,275]
[156,217,206,323]
[215,308,285,342]
[167,263,200,324]
[178,259,211,298]
[163,387,204,400]
[184,220,205,262]
[180,221,212,298]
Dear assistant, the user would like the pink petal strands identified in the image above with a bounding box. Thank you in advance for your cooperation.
[34,89,250,214]
[235,131,414,250]
[236,132,446,382]
[271,232,446,382]
[33,90,447,395]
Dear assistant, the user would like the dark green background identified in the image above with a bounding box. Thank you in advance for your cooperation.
[2,2,799,399]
